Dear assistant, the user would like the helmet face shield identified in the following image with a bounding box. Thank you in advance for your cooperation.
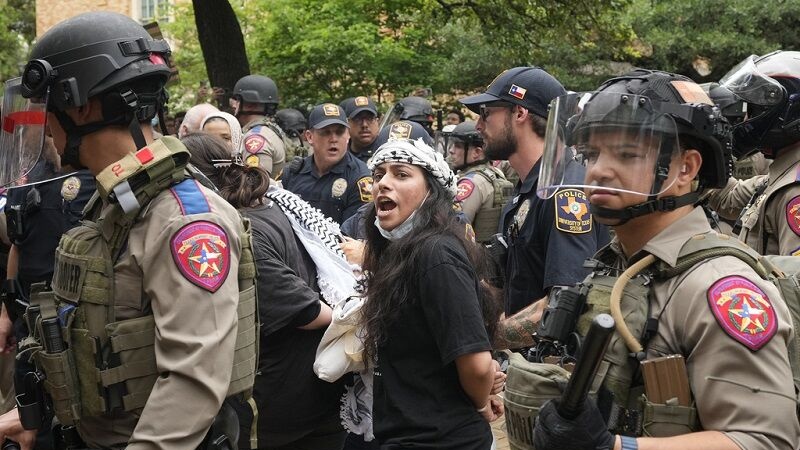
[720,55,785,107]
[0,77,53,187]
[538,92,681,200]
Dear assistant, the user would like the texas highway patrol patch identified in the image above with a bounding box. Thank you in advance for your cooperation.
[244,134,267,154]
[357,176,373,202]
[456,179,475,202]
[785,195,800,236]
[707,276,777,351]
[555,189,591,233]
[171,221,231,293]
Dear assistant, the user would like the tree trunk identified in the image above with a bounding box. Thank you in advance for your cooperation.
[192,0,250,110]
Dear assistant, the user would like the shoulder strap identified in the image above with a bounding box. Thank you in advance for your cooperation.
[654,232,772,281]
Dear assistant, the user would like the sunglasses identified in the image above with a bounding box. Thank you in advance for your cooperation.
[479,102,515,121]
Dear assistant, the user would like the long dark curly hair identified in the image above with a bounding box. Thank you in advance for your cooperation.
[361,171,502,364]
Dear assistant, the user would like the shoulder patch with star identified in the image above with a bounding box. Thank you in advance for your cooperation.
[171,221,231,293]
[554,188,592,233]
[707,275,778,351]
[456,179,476,202]
[785,195,800,236]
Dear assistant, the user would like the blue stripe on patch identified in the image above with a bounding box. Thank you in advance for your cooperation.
[171,179,210,215]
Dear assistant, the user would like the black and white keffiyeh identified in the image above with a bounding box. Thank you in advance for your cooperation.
[266,186,356,307]
[368,138,458,198]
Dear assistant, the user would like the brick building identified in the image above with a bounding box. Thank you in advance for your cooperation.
[36,0,172,36]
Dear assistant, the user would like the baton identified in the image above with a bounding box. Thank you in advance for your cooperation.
[557,313,615,419]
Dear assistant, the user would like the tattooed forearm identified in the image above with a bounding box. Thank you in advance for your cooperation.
[493,297,546,350]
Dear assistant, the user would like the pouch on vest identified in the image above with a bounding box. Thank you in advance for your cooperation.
[472,167,513,243]
[639,395,700,437]
[503,352,570,450]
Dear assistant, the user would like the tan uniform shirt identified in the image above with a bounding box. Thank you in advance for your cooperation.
[605,207,800,450]
[455,163,495,224]
[243,117,287,179]
[77,147,243,449]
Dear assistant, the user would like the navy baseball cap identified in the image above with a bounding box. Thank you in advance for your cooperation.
[340,96,378,118]
[375,120,434,147]
[459,67,566,118]
[308,103,349,129]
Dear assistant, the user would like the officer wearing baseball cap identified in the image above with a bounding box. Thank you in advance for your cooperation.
[460,67,609,349]
[283,103,372,224]
[340,96,381,163]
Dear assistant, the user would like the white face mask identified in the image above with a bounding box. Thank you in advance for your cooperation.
[374,191,430,241]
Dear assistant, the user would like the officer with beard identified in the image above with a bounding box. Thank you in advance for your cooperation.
[459,67,610,349]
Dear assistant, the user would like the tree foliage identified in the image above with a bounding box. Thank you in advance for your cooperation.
[628,0,800,83]
[0,0,35,84]
[162,0,800,113]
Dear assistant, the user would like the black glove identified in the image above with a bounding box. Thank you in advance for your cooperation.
[533,398,615,450]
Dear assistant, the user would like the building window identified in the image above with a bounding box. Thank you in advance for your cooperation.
[140,0,169,23]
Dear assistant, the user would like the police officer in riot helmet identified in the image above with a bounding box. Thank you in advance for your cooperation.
[381,96,435,137]
[530,69,799,450]
[230,74,292,174]
[0,11,254,450]
[707,51,800,256]
[230,74,280,131]
[275,108,308,152]
[445,121,513,243]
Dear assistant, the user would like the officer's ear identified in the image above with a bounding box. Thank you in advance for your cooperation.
[676,149,702,187]
[304,129,314,145]
[70,97,103,126]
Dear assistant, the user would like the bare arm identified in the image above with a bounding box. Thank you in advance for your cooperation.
[298,302,333,330]
[454,351,494,409]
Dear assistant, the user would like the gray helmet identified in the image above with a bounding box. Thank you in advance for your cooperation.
[398,96,434,123]
[449,120,483,147]
[16,11,171,170]
[232,75,279,105]
[275,108,307,137]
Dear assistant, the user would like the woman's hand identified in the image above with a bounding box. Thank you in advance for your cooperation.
[339,236,366,266]
[490,359,506,395]
[0,409,36,450]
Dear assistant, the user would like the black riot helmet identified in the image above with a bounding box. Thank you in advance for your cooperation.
[444,121,484,170]
[275,108,307,138]
[716,51,800,159]
[538,69,732,224]
[380,96,435,136]
[232,75,279,117]
[10,11,171,172]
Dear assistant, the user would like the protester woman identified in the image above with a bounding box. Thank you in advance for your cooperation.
[360,138,500,449]
[200,111,243,153]
[182,132,351,450]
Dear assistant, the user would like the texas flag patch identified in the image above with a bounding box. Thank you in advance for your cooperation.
[171,221,231,292]
[707,276,777,351]
[509,84,527,100]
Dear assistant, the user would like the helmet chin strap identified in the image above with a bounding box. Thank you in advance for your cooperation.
[52,90,153,169]
[590,191,699,225]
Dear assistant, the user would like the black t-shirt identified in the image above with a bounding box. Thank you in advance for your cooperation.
[372,235,493,450]
[243,202,345,445]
